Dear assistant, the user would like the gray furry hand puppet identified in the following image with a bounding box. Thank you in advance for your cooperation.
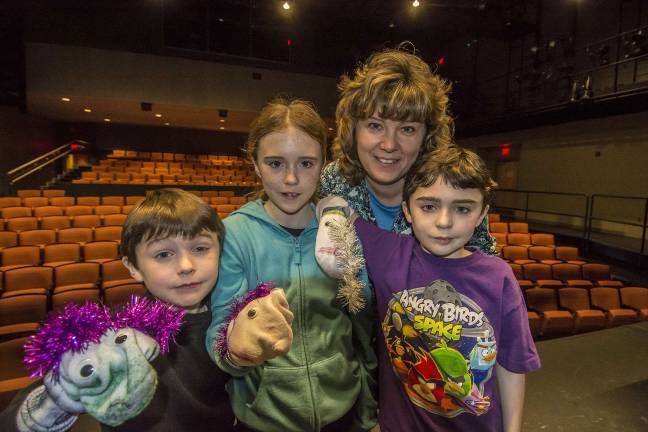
[19,297,184,430]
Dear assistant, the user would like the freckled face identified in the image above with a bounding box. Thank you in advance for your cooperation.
[355,113,426,192]
[402,178,488,259]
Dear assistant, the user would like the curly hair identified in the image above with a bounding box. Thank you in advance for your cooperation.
[333,46,454,185]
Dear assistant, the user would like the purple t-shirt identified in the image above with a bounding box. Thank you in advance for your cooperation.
[355,219,540,432]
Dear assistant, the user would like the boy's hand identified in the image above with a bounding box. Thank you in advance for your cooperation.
[227,288,294,366]
[315,196,353,278]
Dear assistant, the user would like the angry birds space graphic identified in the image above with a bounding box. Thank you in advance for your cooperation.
[383,280,496,418]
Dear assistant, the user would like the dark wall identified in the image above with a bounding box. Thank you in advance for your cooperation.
[92,123,247,157]
[0,107,58,195]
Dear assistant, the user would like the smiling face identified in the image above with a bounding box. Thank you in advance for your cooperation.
[254,126,324,228]
[402,177,488,259]
[123,232,220,313]
[355,112,426,197]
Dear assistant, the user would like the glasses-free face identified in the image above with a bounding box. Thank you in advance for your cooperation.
[355,112,426,201]
[402,178,488,259]
[254,127,324,229]
[123,232,221,313]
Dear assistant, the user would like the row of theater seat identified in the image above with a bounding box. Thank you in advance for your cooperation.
[1,240,121,271]
[0,193,246,209]
[510,262,623,289]
[107,149,244,163]
[92,164,253,175]
[74,173,257,186]
[0,227,123,256]
[0,261,145,339]
[526,286,648,339]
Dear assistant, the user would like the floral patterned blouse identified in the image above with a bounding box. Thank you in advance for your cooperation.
[320,160,498,255]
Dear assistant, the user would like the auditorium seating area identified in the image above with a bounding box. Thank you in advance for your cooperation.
[72,150,259,186]
[489,214,648,340]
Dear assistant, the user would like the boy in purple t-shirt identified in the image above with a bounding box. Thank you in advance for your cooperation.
[316,145,540,432]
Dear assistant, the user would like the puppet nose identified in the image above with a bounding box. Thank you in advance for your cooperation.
[133,330,160,361]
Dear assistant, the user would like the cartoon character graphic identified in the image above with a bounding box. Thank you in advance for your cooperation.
[383,281,495,417]
[469,336,497,387]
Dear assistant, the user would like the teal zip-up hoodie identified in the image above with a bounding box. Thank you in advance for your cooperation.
[206,200,377,432]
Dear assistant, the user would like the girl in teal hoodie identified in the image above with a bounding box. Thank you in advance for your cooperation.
[205,99,377,432]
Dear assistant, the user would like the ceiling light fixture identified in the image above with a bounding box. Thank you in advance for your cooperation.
[219,126,225,130]
[155,113,162,118]
[219,119,225,123]
[413,0,420,7]
[283,1,290,10]
[61,97,71,102]
[83,108,92,113]
[104,118,111,122]
[164,122,170,126]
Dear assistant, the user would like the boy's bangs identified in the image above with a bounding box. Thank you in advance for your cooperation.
[138,205,214,244]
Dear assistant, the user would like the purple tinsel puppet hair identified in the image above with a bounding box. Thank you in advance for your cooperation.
[215,282,274,359]
[24,296,185,380]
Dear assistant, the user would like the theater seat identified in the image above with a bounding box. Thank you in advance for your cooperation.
[508,222,529,233]
[39,215,71,230]
[0,246,41,272]
[49,197,75,207]
[72,214,101,228]
[619,287,648,320]
[522,263,563,288]
[57,227,93,245]
[531,233,555,247]
[525,288,574,338]
[589,287,639,327]
[6,217,39,233]
[502,246,535,265]
[551,263,593,288]
[507,233,531,247]
[0,291,47,340]
[558,288,606,334]
[0,232,18,250]
[94,226,122,243]
[32,206,63,218]
[581,263,624,287]
[43,243,81,268]
[103,213,127,226]
[554,246,588,265]
[101,259,137,289]
[489,222,508,234]
[2,266,53,296]
[18,229,56,247]
[103,282,147,307]
[528,246,561,265]
[83,241,119,264]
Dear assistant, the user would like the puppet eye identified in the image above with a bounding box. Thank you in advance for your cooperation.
[115,334,128,344]
[80,364,95,378]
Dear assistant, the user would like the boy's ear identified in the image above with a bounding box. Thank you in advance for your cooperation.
[122,256,144,283]
[477,204,490,227]
[401,201,413,224]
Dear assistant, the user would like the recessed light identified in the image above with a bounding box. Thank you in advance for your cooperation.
[164,122,170,126]
[219,126,225,130]
[155,113,162,118]
[219,119,225,123]
[104,118,111,122]
[328,127,333,131]
[61,97,71,102]
[83,108,92,113]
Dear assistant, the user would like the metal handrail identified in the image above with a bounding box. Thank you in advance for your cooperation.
[493,189,647,256]
[590,194,648,255]
[7,141,87,186]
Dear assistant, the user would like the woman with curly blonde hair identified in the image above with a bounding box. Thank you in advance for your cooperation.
[320,44,495,253]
